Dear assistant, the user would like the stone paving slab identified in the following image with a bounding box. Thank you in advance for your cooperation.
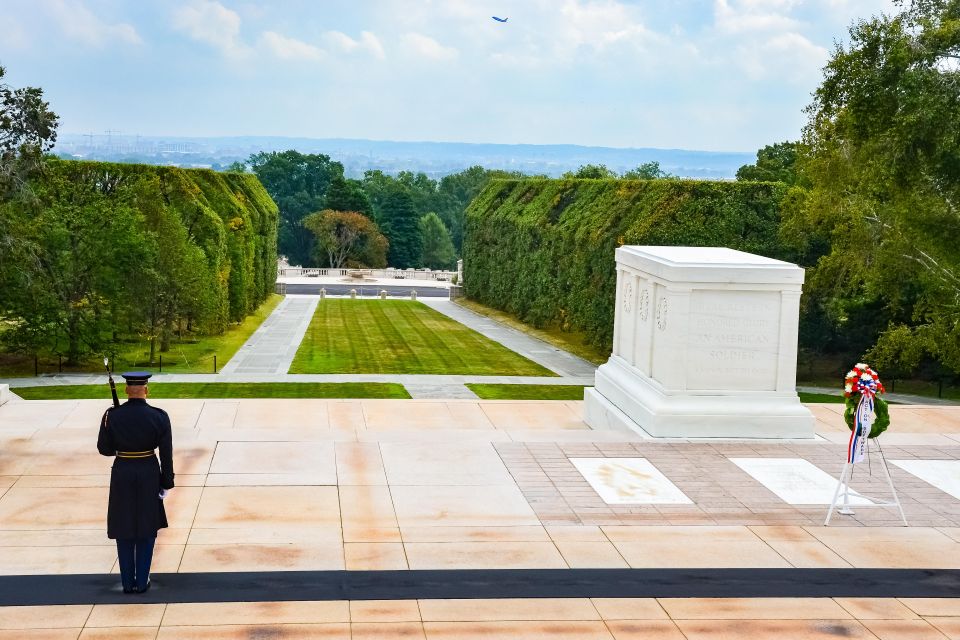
[0,597,958,638]
[3,397,960,633]
[404,383,479,399]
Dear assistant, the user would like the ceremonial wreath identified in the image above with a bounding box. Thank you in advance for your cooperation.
[843,363,889,463]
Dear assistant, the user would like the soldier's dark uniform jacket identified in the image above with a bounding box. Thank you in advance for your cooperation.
[96,399,175,539]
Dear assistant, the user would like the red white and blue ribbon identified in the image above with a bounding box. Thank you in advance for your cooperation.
[845,364,882,464]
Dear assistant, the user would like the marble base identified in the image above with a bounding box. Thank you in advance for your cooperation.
[730,458,871,505]
[891,460,960,501]
[0,385,10,407]
[585,358,815,439]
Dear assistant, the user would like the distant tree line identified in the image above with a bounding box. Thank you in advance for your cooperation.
[241,149,675,272]
[238,151,508,271]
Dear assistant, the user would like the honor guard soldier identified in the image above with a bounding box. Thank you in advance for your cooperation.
[96,372,175,594]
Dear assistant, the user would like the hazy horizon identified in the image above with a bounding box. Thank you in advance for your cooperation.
[4,1,895,153]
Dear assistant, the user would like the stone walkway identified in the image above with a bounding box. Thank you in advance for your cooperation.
[218,295,319,375]
[420,299,599,378]
[2,397,960,636]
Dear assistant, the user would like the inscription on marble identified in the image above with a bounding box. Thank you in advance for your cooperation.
[687,290,780,390]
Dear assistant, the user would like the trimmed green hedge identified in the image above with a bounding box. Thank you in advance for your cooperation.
[2,160,278,361]
[463,179,787,351]
[58,160,278,328]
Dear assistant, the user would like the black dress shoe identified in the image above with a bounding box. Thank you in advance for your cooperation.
[136,580,151,594]
[122,586,135,594]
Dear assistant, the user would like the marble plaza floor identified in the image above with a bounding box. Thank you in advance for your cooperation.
[1,397,960,638]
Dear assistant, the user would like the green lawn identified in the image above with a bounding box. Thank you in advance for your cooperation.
[13,382,409,400]
[798,392,845,403]
[468,385,846,403]
[289,300,554,375]
[467,384,588,400]
[0,294,284,377]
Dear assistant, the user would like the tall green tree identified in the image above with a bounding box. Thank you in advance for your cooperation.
[418,212,456,270]
[0,63,58,283]
[249,150,342,267]
[788,0,960,374]
[380,184,422,268]
[134,174,214,361]
[325,176,374,217]
[0,64,59,200]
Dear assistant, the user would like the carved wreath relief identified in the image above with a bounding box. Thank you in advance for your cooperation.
[622,280,634,314]
[656,297,668,331]
[637,289,650,322]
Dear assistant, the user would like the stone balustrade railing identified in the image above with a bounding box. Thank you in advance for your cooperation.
[278,267,457,281]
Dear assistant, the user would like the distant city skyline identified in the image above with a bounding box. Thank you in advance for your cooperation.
[3,0,894,152]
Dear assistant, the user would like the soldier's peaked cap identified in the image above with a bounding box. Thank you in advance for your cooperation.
[121,372,152,386]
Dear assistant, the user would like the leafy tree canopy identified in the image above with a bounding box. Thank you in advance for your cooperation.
[0,63,59,200]
[380,184,422,268]
[564,164,619,179]
[736,142,802,185]
[622,161,673,180]
[418,212,456,270]
[788,0,960,375]
[248,150,343,267]
[303,209,387,269]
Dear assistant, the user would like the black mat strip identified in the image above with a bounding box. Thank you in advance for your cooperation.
[1,569,959,606]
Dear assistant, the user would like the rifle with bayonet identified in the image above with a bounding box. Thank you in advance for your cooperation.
[104,357,119,408]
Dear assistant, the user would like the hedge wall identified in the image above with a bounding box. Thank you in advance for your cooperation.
[462,178,787,352]
[27,160,277,334]
[66,160,279,326]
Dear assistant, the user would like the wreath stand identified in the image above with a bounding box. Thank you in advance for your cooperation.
[824,436,907,526]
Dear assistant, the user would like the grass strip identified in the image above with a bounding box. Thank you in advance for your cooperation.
[468,385,846,404]
[797,392,845,404]
[467,384,589,400]
[453,298,609,365]
[13,382,410,400]
[0,294,284,376]
[289,299,553,376]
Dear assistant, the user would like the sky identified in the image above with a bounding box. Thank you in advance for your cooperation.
[1,0,895,152]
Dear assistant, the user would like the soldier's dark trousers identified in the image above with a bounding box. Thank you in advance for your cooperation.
[116,537,156,592]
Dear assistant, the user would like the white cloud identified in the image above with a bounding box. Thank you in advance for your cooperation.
[43,0,141,47]
[555,0,662,52]
[172,0,249,59]
[260,31,323,61]
[714,0,801,34]
[402,33,458,61]
[323,30,385,60]
[738,31,829,83]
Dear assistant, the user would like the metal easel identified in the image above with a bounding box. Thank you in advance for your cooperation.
[825,436,907,526]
